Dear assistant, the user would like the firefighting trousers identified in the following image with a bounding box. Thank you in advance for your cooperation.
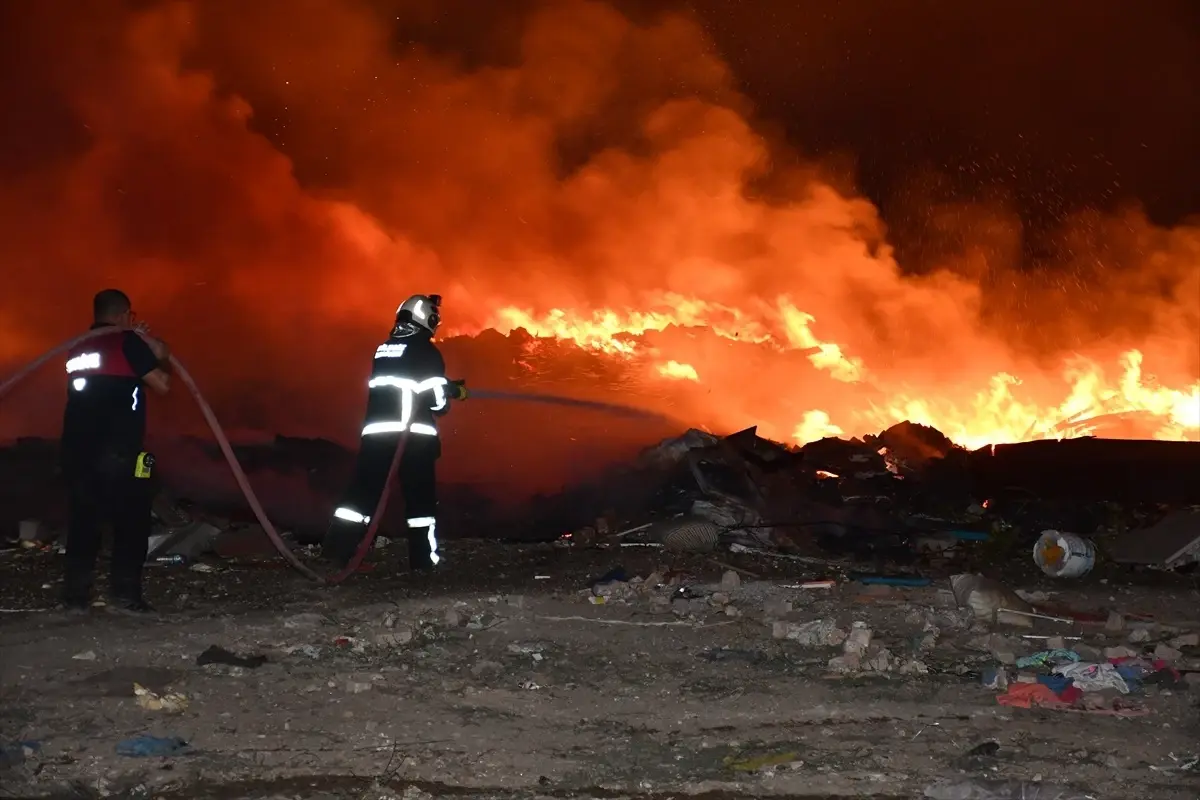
[322,432,440,569]
[63,453,153,603]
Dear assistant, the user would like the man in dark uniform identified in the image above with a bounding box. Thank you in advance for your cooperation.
[323,294,467,570]
[61,289,172,613]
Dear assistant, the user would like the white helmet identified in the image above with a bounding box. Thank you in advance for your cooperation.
[395,294,441,334]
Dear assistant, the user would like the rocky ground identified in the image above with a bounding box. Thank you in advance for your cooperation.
[1,540,1198,800]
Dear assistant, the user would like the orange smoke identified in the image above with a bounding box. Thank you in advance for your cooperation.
[0,1,1196,494]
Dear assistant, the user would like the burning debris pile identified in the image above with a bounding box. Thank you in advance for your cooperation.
[2,417,1198,580]
[518,422,1200,577]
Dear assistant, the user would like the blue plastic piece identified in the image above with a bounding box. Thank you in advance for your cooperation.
[854,575,932,587]
[116,735,188,757]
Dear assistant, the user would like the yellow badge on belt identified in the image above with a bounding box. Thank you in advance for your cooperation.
[134,452,155,479]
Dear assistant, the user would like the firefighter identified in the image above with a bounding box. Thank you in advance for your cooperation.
[61,289,172,613]
[323,294,467,570]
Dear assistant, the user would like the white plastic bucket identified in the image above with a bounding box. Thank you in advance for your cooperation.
[1033,530,1097,578]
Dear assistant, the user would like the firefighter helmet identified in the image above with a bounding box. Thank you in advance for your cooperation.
[395,294,441,334]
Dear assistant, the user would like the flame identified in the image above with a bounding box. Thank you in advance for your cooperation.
[657,361,699,381]
[794,410,845,443]
[467,294,1200,449]
[492,295,773,356]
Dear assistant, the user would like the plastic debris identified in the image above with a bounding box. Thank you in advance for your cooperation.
[196,645,268,669]
[116,735,188,757]
[134,683,189,713]
[1053,662,1131,694]
[1015,649,1081,669]
[950,574,1034,627]
[725,750,801,772]
[772,618,847,647]
[0,741,39,770]
[924,779,1078,799]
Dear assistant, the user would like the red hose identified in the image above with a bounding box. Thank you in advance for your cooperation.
[0,328,398,585]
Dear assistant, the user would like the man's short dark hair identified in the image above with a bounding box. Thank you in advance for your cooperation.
[93,289,131,321]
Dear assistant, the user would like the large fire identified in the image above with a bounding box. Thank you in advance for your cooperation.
[0,0,1196,473]
[459,297,1200,450]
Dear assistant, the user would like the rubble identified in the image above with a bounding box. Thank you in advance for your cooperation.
[842,622,872,656]
[1170,632,1199,648]
[133,683,189,714]
[950,574,1034,628]
[1,418,1198,798]
[772,619,847,647]
[1154,643,1183,661]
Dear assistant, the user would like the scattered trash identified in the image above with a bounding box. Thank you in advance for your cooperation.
[285,644,321,659]
[1107,507,1200,570]
[1033,529,1097,578]
[1054,662,1130,694]
[507,643,545,662]
[843,622,873,656]
[17,520,43,542]
[1015,649,1081,669]
[1149,753,1200,773]
[773,618,846,647]
[655,517,720,553]
[996,682,1068,709]
[1170,632,1199,648]
[950,574,1034,627]
[981,667,1008,690]
[148,519,220,561]
[72,650,97,661]
[996,608,1075,625]
[0,741,39,770]
[794,580,836,590]
[924,779,1078,799]
[853,573,932,587]
[196,645,268,670]
[116,735,188,757]
[963,741,1000,758]
[375,627,415,647]
[134,683,189,713]
[725,750,801,772]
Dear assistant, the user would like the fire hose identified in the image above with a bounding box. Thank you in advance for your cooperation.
[0,328,672,585]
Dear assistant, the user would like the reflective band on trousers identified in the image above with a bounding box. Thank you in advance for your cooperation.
[334,507,370,525]
[408,516,440,565]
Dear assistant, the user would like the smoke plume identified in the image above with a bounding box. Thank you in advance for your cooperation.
[0,0,1196,494]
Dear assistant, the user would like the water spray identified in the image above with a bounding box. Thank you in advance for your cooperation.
[0,330,672,585]
[466,387,672,422]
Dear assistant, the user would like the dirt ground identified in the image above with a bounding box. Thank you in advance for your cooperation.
[1,540,1198,800]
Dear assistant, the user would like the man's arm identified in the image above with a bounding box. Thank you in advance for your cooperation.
[434,347,468,402]
[123,333,171,395]
[427,346,453,415]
